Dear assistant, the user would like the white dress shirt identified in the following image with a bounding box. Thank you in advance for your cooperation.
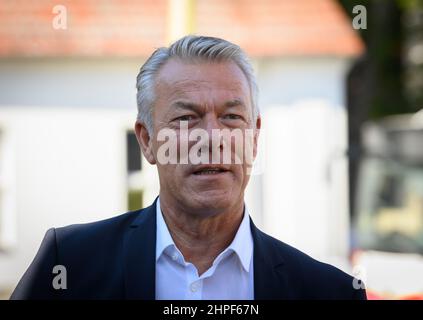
[155,197,254,300]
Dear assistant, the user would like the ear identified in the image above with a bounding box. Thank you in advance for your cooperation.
[253,115,261,159]
[135,121,156,165]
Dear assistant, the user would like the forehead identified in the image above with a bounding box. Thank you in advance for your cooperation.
[155,59,251,104]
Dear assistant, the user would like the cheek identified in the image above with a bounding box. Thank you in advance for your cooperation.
[223,130,255,165]
[231,165,245,181]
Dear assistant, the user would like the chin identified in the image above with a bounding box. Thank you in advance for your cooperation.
[190,190,235,213]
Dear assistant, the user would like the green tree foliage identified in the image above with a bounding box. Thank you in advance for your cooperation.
[339,0,423,118]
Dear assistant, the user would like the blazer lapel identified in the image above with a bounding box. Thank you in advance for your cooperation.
[123,198,158,299]
[250,218,292,300]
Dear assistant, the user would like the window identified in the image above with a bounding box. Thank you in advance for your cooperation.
[126,131,143,211]
[126,131,142,172]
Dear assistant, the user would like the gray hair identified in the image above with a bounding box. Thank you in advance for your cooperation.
[136,35,259,134]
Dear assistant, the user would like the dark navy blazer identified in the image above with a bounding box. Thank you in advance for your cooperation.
[11,198,366,300]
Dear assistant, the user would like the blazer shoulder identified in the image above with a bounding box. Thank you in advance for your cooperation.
[10,207,151,299]
[256,229,366,299]
[55,209,142,241]
[52,207,153,266]
[10,228,58,299]
[55,201,159,246]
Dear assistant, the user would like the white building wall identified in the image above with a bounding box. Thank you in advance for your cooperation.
[259,102,349,265]
[0,58,142,110]
[0,107,159,291]
[255,57,350,108]
[245,57,352,268]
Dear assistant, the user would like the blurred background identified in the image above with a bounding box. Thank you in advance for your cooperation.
[0,0,422,299]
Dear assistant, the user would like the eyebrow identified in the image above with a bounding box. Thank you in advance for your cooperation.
[171,101,199,112]
[224,98,246,109]
[170,99,246,112]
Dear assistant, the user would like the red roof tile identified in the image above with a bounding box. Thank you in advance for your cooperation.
[196,0,364,56]
[0,0,364,57]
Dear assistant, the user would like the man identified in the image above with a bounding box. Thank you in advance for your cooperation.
[11,35,366,300]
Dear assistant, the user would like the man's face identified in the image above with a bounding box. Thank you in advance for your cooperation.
[137,58,260,215]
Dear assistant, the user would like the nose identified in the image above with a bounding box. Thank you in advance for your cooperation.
[200,113,225,161]
[202,112,222,136]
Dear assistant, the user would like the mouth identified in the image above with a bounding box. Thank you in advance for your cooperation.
[192,166,230,176]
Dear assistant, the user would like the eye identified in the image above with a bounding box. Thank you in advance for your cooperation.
[175,115,196,121]
[223,114,243,120]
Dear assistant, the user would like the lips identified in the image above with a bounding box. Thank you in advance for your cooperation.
[192,165,230,175]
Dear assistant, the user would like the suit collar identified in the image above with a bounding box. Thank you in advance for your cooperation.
[123,197,158,300]
[250,218,291,300]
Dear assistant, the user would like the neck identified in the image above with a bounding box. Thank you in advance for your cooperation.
[159,194,244,275]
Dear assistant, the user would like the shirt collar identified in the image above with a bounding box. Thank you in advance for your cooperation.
[155,197,253,272]
[223,205,253,272]
[155,197,175,261]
